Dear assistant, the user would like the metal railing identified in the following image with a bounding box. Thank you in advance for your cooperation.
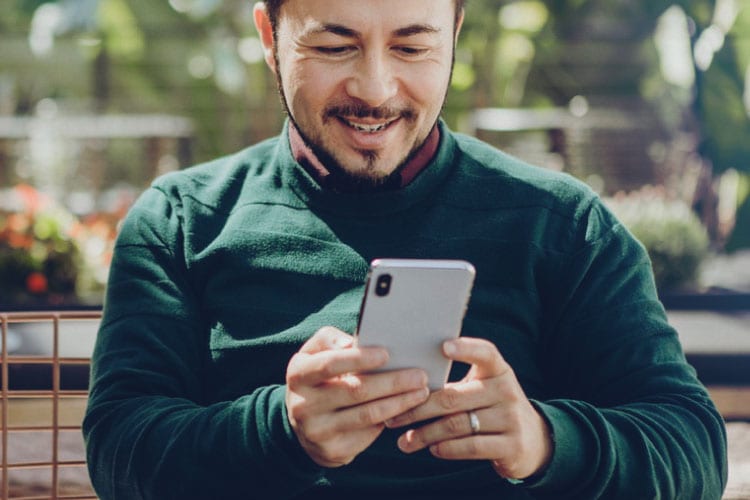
[1,311,100,500]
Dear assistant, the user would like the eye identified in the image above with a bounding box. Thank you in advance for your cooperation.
[394,46,429,58]
[315,46,356,56]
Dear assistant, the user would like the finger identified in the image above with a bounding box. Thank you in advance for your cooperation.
[385,378,499,428]
[427,434,510,461]
[298,385,429,444]
[299,326,355,354]
[428,433,540,479]
[333,386,431,431]
[326,368,428,407]
[442,337,511,379]
[397,407,506,453]
[287,345,389,387]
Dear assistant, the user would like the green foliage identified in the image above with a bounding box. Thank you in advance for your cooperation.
[606,187,710,291]
[725,173,750,252]
[97,0,145,60]
[694,6,750,175]
[725,196,750,252]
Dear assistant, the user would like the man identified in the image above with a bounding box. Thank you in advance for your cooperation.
[83,1,727,498]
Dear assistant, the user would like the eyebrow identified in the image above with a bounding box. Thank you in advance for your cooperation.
[393,24,441,38]
[308,23,442,39]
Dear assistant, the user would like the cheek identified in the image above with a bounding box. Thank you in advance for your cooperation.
[285,66,343,113]
[401,63,451,103]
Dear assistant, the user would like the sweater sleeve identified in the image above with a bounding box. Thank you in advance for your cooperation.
[526,199,727,499]
[82,187,324,500]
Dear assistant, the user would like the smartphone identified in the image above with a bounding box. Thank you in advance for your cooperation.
[355,258,476,391]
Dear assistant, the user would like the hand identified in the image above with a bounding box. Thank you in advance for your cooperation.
[385,337,552,480]
[285,326,430,468]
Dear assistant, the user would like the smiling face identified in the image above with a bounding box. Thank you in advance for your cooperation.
[254,0,463,187]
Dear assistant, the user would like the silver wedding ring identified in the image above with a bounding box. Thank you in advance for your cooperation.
[468,411,481,435]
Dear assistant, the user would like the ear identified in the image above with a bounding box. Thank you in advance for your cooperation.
[454,8,465,45]
[253,2,277,73]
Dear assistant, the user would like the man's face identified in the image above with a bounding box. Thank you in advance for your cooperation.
[255,0,462,186]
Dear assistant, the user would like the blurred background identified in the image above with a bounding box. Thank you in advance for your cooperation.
[0,0,749,307]
[1,2,749,497]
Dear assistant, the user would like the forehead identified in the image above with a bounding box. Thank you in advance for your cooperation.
[277,0,456,35]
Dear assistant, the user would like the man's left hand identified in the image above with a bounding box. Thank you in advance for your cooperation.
[385,337,553,481]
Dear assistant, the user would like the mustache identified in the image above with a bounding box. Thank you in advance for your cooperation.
[324,103,417,121]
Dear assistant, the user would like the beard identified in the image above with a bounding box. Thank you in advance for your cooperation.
[297,100,425,192]
[272,54,447,193]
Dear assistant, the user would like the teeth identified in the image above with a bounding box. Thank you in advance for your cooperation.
[345,120,391,133]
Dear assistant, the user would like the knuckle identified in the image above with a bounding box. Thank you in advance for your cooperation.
[288,404,306,423]
[346,377,370,403]
[444,413,466,434]
[499,363,517,382]
[437,388,460,410]
[319,359,340,379]
[503,384,523,404]
[286,356,305,385]
[356,404,381,425]
[398,407,417,423]
[465,437,480,456]
[286,372,302,388]
[286,396,310,422]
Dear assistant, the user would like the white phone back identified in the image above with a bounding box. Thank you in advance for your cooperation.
[355,259,475,390]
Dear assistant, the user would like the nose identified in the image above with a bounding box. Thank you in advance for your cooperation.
[345,51,398,107]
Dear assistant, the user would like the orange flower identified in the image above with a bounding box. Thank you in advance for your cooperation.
[6,213,30,232]
[6,231,34,249]
[16,184,47,213]
[26,272,48,294]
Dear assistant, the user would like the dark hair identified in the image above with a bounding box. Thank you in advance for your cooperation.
[264,0,466,35]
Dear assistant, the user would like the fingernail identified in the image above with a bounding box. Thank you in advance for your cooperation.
[409,386,429,403]
[398,432,414,453]
[443,340,456,356]
[375,349,389,364]
[397,436,407,451]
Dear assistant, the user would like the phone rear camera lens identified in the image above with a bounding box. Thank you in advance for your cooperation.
[375,274,392,296]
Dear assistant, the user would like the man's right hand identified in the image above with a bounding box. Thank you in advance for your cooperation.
[285,326,430,468]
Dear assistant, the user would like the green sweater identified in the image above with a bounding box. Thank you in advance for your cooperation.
[83,122,727,499]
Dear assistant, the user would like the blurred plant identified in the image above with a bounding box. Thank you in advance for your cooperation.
[605,186,710,291]
[0,184,114,307]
